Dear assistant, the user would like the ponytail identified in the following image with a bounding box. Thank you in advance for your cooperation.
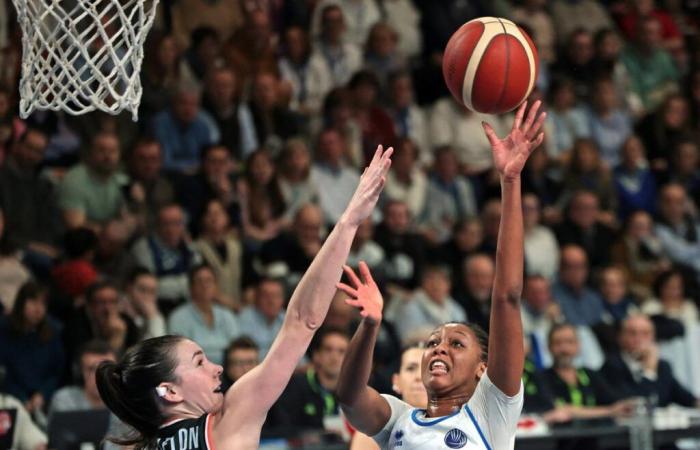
[96,335,183,449]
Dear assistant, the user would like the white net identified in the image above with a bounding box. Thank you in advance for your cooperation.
[11,0,159,121]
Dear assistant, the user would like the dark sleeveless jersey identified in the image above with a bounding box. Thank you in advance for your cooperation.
[157,414,215,450]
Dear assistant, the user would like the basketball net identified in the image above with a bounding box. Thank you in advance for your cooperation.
[11,0,159,121]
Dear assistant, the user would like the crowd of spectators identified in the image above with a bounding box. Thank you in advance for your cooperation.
[2,0,700,448]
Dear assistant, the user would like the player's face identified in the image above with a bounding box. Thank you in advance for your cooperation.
[173,340,224,414]
[393,348,428,408]
[422,324,485,399]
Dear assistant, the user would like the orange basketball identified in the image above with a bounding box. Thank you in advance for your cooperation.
[442,17,539,114]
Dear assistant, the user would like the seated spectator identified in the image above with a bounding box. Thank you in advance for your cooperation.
[384,138,427,220]
[385,72,430,164]
[0,391,47,450]
[151,83,220,173]
[429,98,508,176]
[247,72,306,154]
[277,138,320,222]
[621,15,679,113]
[654,183,700,279]
[347,70,398,165]
[310,129,361,225]
[599,266,639,326]
[124,138,175,233]
[373,200,427,290]
[312,0,381,48]
[510,0,556,63]
[48,341,126,448]
[550,0,613,43]
[522,148,562,208]
[378,0,422,60]
[551,29,598,101]
[635,94,690,173]
[0,208,31,312]
[63,280,140,361]
[346,218,385,270]
[584,77,632,167]
[195,199,243,310]
[556,190,617,269]
[600,314,699,407]
[238,149,287,250]
[168,264,241,365]
[183,27,224,83]
[642,269,699,335]
[322,88,364,167]
[616,0,684,55]
[452,254,493,332]
[420,146,478,245]
[170,0,242,50]
[546,77,589,166]
[523,193,560,280]
[58,131,131,232]
[363,22,405,86]
[612,210,670,299]
[222,9,278,85]
[278,26,332,118]
[268,327,349,432]
[432,218,485,280]
[552,245,605,327]
[309,4,362,88]
[540,323,631,421]
[50,228,99,301]
[238,278,286,358]
[131,204,202,312]
[393,265,465,344]
[0,282,64,413]
[613,135,657,220]
[222,336,260,391]
[200,66,256,161]
[92,220,136,286]
[0,127,61,267]
[121,267,166,340]
[667,137,700,205]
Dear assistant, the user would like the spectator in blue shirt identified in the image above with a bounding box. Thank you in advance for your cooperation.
[655,183,700,279]
[238,278,286,357]
[552,245,605,326]
[613,135,657,220]
[585,77,632,168]
[151,84,220,173]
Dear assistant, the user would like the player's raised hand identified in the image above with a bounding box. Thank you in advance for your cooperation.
[341,145,393,227]
[482,100,546,182]
[337,261,383,325]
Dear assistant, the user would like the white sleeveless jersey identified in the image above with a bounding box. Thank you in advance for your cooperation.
[372,372,523,450]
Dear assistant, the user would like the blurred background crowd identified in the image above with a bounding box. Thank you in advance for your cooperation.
[1,0,700,448]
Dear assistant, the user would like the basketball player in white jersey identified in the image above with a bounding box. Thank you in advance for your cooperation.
[95,145,393,450]
[336,100,546,450]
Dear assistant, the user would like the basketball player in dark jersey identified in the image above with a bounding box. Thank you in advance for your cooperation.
[95,145,393,450]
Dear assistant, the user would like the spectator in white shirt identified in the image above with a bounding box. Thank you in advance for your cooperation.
[383,138,428,219]
[312,0,381,48]
[238,278,286,358]
[523,193,560,280]
[386,71,431,164]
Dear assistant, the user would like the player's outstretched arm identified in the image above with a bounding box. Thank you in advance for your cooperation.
[336,262,392,435]
[215,146,392,443]
[483,101,545,396]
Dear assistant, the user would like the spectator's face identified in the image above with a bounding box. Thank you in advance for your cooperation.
[190,268,217,304]
[127,274,158,312]
[81,352,116,398]
[131,142,162,182]
[627,211,653,240]
[294,206,323,243]
[464,257,494,302]
[597,32,622,61]
[253,74,278,110]
[90,134,121,175]
[549,326,579,368]
[23,295,47,328]
[202,201,229,234]
[226,348,259,383]
[569,193,599,229]
[256,280,285,322]
[593,80,617,111]
[663,97,688,129]
[481,200,502,240]
[318,130,344,166]
[384,202,410,234]
[321,8,345,43]
[676,142,699,174]
[158,36,179,67]
[660,185,687,224]
[173,91,200,124]
[203,147,232,181]
[88,287,120,328]
[196,35,220,65]
[570,32,594,65]
[620,316,655,356]
[284,142,311,176]
[621,136,645,168]
[660,274,684,302]
[368,25,396,57]
[248,10,271,43]
[454,220,483,252]
[635,0,655,14]
[207,70,236,106]
[435,150,458,181]
[560,247,589,289]
[422,271,451,304]
[353,81,377,109]
[553,84,576,109]
[312,333,349,379]
[523,277,551,313]
[522,194,541,229]
[600,268,626,304]
[392,348,428,408]
[390,75,414,109]
[285,27,308,62]
[16,130,48,167]
[98,221,129,257]
[393,142,416,176]
[639,18,662,49]
[249,152,275,186]
[158,206,186,247]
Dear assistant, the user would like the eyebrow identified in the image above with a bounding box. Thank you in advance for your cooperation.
[192,350,204,361]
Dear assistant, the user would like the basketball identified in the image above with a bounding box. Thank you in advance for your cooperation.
[443,17,539,114]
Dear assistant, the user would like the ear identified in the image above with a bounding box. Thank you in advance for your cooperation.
[475,362,487,380]
[156,383,183,403]
[391,373,402,396]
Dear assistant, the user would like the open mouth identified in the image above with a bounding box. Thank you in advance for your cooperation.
[429,359,449,375]
[213,384,223,394]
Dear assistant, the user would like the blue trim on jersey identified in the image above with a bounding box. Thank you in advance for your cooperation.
[410,408,461,426]
[464,405,492,450]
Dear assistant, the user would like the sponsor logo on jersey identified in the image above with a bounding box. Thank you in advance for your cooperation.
[444,428,469,449]
[393,429,404,447]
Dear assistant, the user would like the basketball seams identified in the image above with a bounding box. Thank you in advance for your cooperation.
[461,20,505,110]
[494,17,511,113]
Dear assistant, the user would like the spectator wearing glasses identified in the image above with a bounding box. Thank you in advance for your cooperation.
[222,336,260,391]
